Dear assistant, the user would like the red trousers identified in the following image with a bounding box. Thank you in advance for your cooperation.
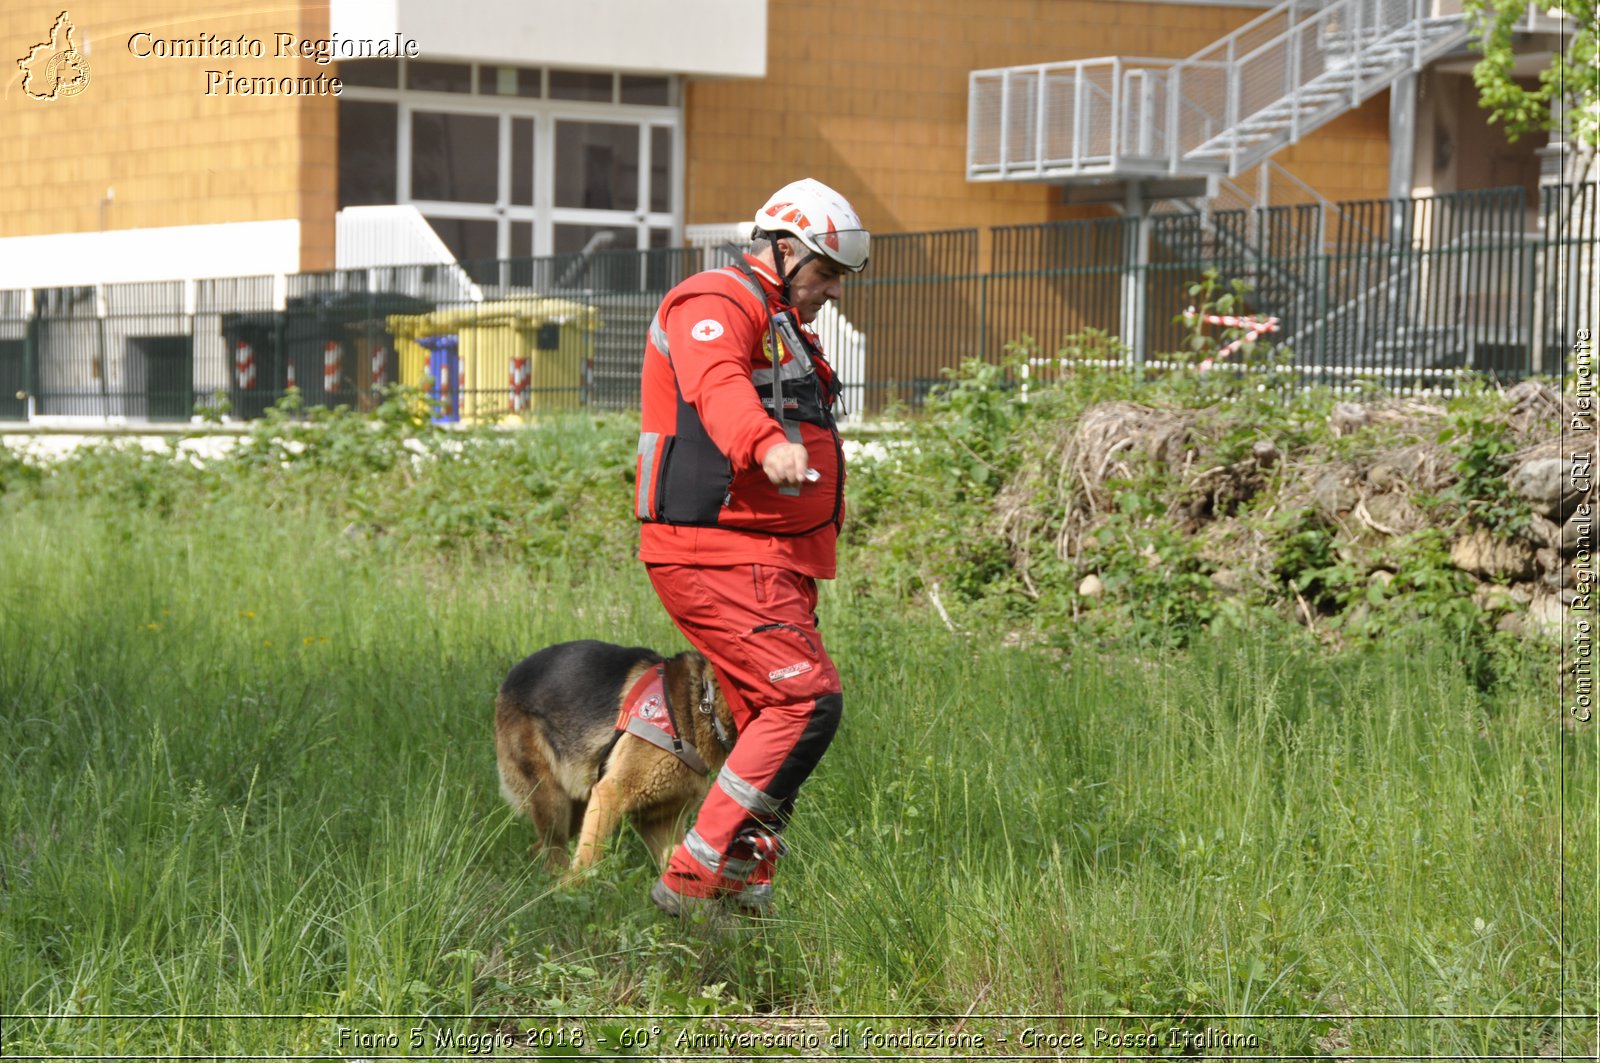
[646,563,843,898]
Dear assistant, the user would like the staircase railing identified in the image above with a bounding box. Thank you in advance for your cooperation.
[968,0,1468,181]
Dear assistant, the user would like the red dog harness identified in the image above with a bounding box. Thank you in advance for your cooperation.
[614,666,732,776]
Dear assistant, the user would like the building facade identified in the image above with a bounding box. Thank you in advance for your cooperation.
[8,0,1550,287]
[0,0,1581,423]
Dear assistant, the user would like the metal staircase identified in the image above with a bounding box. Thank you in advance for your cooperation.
[1149,160,1384,331]
[967,0,1470,184]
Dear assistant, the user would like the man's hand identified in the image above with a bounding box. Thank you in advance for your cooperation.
[762,442,811,487]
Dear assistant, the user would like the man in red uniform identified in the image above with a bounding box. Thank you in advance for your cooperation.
[635,177,870,917]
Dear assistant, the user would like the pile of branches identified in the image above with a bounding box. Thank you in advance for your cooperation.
[993,379,1587,634]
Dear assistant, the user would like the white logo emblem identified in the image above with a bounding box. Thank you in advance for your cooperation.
[691,319,724,342]
[639,697,661,720]
[768,661,813,683]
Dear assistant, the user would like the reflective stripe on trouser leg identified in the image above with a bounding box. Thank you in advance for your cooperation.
[716,764,786,819]
[679,828,756,880]
[660,692,840,891]
[645,564,842,897]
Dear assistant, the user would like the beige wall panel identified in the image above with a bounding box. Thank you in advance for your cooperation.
[687,0,1395,240]
[2,0,336,269]
[1272,94,1393,205]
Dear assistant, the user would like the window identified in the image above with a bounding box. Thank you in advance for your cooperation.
[511,223,534,259]
[339,59,398,88]
[338,101,397,207]
[335,62,679,261]
[491,66,541,98]
[407,61,473,93]
[555,121,639,211]
[550,70,613,102]
[621,75,671,105]
[511,118,535,207]
[426,217,499,278]
[411,111,498,203]
[554,225,638,255]
[650,126,672,213]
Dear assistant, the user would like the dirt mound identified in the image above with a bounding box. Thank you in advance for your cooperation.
[998,379,1588,637]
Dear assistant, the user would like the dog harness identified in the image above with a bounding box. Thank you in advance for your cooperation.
[614,666,732,777]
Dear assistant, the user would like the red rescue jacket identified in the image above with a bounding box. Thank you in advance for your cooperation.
[636,257,845,577]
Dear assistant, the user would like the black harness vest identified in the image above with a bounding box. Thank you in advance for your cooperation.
[637,267,844,535]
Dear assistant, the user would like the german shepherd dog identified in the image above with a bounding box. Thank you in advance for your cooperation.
[495,640,737,879]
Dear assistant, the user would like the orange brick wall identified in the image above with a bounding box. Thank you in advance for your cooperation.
[1271,93,1393,205]
[1,0,337,270]
[685,0,1395,239]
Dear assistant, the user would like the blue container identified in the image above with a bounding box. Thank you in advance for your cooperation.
[417,334,460,424]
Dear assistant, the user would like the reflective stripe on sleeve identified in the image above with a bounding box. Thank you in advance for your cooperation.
[649,312,670,357]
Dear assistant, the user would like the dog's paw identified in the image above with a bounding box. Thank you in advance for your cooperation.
[558,862,601,889]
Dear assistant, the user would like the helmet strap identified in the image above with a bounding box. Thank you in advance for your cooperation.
[785,250,821,285]
[764,231,793,305]
[761,232,820,307]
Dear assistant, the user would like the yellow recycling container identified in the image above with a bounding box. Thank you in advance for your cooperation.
[386,296,600,422]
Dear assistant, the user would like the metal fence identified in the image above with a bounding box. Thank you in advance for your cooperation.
[1,185,1593,423]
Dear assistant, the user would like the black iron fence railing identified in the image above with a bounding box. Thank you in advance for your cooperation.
[1,185,1593,424]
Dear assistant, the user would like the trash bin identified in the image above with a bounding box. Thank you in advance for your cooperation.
[282,291,435,411]
[345,319,402,411]
[385,297,599,423]
[220,292,434,419]
[219,311,284,419]
[344,294,435,409]
[416,334,461,424]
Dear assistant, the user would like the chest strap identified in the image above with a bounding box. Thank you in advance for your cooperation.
[615,667,710,776]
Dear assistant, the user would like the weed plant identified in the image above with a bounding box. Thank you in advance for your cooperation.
[0,386,1589,1057]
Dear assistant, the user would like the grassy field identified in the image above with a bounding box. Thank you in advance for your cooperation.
[0,437,1594,1059]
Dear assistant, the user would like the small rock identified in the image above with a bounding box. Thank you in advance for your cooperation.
[1509,582,1536,605]
[1506,378,1559,411]
[1535,547,1563,576]
[1528,593,1565,636]
[1078,573,1104,598]
[1210,568,1244,593]
[1526,515,1562,552]
[1540,564,1574,592]
[1450,529,1537,582]
[1364,491,1422,534]
[1369,569,1395,588]
[1509,457,1583,520]
[1472,583,1517,613]
[1496,612,1525,635]
[1366,461,1405,491]
[1313,471,1358,519]
[1330,402,1368,436]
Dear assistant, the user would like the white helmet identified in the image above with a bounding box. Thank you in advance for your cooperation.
[752,178,870,273]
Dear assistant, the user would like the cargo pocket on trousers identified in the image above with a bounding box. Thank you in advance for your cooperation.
[732,623,837,707]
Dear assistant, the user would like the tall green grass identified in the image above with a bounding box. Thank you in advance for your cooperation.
[0,488,1591,1057]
